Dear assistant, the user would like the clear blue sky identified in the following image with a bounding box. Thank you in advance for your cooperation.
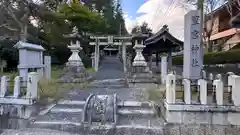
[121,0,146,18]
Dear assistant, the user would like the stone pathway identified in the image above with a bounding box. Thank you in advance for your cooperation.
[29,56,163,134]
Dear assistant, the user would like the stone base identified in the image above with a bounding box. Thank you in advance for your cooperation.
[58,65,91,83]
[128,66,157,83]
[158,100,240,125]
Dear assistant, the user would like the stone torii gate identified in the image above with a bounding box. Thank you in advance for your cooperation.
[90,36,132,72]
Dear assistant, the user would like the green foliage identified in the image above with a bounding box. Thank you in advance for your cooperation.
[131,22,152,35]
[172,49,240,65]
[0,0,129,70]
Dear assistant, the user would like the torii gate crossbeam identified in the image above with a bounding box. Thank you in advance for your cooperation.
[89,36,132,72]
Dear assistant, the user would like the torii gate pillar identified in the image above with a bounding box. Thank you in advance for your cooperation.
[94,39,100,72]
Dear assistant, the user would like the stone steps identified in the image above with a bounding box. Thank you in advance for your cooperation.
[50,104,84,113]
[31,97,161,134]
[33,112,83,123]
[116,101,160,128]
[89,79,128,88]
[31,99,86,131]
[117,108,155,116]
[117,115,164,128]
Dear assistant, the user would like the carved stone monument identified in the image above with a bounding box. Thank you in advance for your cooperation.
[183,10,203,80]
[59,26,90,83]
[82,94,117,125]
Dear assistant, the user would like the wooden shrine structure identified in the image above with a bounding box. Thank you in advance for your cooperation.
[144,25,183,69]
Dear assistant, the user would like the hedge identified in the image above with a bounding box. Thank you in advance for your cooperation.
[172,49,240,65]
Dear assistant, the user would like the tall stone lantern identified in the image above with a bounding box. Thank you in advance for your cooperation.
[130,34,156,83]
[59,26,90,83]
[67,40,83,67]
[132,40,147,67]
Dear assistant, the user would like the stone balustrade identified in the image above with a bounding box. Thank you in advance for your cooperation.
[165,72,240,106]
[162,72,240,125]
[0,72,38,105]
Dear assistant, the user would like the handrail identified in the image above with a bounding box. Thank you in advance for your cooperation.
[113,93,118,126]
[82,93,95,122]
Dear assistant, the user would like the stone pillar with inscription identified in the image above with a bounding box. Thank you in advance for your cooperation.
[183,10,203,80]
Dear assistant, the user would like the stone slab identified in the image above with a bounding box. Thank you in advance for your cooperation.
[34,112,82,123]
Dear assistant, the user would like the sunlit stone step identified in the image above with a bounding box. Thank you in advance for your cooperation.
[117,115,164,128]
[33,120,82,126]
[50,104,84,113]
[117,108,155,116]
[57,100,86,105]
[34,112,82,123]
[117,101,152,108]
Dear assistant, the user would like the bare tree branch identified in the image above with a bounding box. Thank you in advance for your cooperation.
[0,23,19,31]
[2,6,23,28]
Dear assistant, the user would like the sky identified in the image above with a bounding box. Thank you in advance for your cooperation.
[121,0,195,41]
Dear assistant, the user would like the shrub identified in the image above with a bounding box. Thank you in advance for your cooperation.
[172,49,240,65]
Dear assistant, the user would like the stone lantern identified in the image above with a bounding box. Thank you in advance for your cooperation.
[67,40,83,67]
[130,34,156,83]
[132,40,147,67]
[59,26,90,83]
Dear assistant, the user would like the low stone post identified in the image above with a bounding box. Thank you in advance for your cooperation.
[13,76,22,98]
[26,72,38,99]
[231,75,240,106]
[216,74,222,80]
[228,73,235,98]
[228,74,234,88]
[227,72,234,76]
[19,69,28,85]
[166,74,176,104]
[198,79,207,105]
[0,76,9,97]
[44,56,51,80]
[201,70,206,79]
[183,79,191,104]
[209,73,214,81]
[161,56,167,84]
[37,68,44,80]
[213,79,224,105]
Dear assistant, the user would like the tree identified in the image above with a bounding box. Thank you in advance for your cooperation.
[0,0,33,41]
[203,0,222,52]
[225,0,240,17]
[185,0,223,52]
[84,0,128,35]
[131,22,152,36]
[231,12,240,28]
[114,0,128,35]
[0,0,129,67]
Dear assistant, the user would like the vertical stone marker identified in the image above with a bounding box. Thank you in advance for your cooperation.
[44,56,51,80]
[161,56,167,84]
[183,10,203,80]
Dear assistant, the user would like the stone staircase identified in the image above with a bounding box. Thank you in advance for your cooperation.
[30,100,85,132]
[117,101,164,128]
[30,98,164,134]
